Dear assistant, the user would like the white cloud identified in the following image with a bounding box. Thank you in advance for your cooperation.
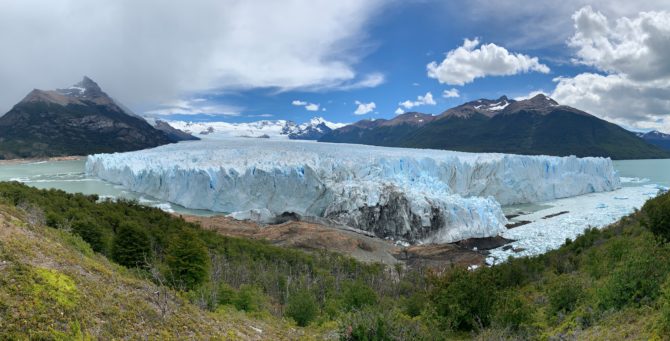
[334,72,385,91]
[292,100,320,111]
[547,8,670,132]
[0,0,384,113]
[399,92,437,109]
[569,6,670,82]
[514,90,548,101]
[551,73,670,132]
[395,108,405,115]
[426,38,550,85]
[145,99,241,116]
[442,88,460,98]
[354,101,376,115]
[449,1,670,49]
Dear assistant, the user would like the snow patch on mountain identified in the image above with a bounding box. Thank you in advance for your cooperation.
[86,139,621,244]
[162,117,346,140]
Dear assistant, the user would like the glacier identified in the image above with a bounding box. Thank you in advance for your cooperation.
[85,138,621,243]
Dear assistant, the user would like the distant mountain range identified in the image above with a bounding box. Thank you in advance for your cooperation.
[635,130,670,151]
[164,117,346,140]
[320,94,670,160]
[0,77,196,159]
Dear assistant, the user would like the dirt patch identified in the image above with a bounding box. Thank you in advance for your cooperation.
[506,220,532,229]
[542,211,569,219]
[454,236,514,251]
[181,214,487,270]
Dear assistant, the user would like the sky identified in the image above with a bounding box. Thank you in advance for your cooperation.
[2,0,670,132]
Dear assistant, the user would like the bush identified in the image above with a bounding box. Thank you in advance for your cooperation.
[546,275,583,317]
[72,218,107,254]
[286,291,318,326]
[492,291,532,331]
[165,233,210,290]
[431,267,497,331]
[642,192,670,241]
[597,250,667,310]
[234,285,265,312]
[342,281,377,311]
[111,222,151,269]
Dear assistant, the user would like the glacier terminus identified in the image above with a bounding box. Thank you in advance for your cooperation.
[85,138,621,244]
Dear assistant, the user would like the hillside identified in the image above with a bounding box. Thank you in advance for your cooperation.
[320,95,670,160]
[2,181,670,339]
[0,195,313,339]
[0,77,194,159]
[637,130,670,151]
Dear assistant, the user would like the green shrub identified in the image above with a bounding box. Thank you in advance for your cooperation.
[72,218,107,254]
[597,251,667,310]
[234,285,265,312]
[165,233,209,290]
[217,283,237,306]
[431,267,497,331]
[546,275,583,317]
[492,291,532,331]
[286,291,318,327]
[111,222,151,269]
[642,192,670,241]
[342,281,377,311]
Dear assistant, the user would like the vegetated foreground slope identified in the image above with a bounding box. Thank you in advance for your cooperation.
[320,94,670,160]
[2,181,670,339]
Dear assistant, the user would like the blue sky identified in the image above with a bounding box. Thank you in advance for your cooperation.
[2,0,670,132]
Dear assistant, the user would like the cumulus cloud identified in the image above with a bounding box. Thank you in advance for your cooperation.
[399,92,436,109]
[449,1,670,49]
[426,38,550,85]
[549,7,670,132]
[569,6,670,82]
[395,108,405,115]
[442,88,460,98]
[354,101,376,115]
[0,0,383,113]
[292,100,320,111]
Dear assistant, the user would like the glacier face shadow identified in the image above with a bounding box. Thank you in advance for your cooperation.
[85,138,621,244]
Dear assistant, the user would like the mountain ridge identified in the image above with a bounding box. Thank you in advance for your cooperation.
[0,77,196,159]
[320,94,670,160]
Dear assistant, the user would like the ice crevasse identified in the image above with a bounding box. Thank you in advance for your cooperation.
[85,139,621,243]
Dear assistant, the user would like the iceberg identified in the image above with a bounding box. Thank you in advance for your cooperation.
[85,138,620,243]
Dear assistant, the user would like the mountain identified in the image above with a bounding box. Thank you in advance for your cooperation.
[636,130,670,151]
[320,94,670,160]
[163,117,346,140]
[0,77,195,159]
[147,119,200,143]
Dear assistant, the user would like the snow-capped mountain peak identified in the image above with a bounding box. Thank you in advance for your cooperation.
[160,117,347,140]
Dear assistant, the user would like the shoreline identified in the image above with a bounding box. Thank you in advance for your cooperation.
[0,155,84,165]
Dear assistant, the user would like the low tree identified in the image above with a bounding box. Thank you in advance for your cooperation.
[165,232,210,290]
[111,222,152,269]
[642,192,670,241]
[286,291,318,326]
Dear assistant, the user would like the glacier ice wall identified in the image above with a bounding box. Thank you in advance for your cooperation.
[85,139,621,243]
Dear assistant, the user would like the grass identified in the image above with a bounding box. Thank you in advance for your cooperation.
[0,203,322,340]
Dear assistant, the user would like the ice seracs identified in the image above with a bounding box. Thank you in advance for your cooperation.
[86,139,621,244]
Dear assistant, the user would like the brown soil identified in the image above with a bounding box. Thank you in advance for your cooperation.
[181,214,490,270]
